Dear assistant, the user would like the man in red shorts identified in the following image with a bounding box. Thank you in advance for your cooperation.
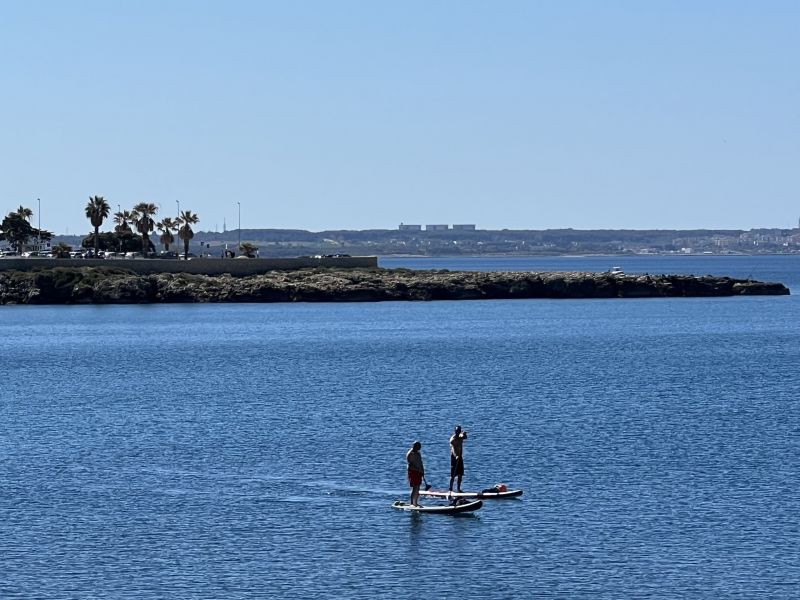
[406,440,425,506]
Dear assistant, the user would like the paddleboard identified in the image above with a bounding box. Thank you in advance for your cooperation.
[391,500,483,514]
[420,488,523,500]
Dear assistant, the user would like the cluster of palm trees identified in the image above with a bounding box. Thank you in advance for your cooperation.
[85,197,199,259]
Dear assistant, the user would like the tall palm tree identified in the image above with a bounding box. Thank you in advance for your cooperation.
[131,202,158,256]
[157,217,177,252]
[85,196,111,257]
[177,210,199,260]
[113,210,133,233]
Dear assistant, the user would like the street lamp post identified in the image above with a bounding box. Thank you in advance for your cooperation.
[176,200,181,257]
[237,202,241,254]
[37,198,41,250]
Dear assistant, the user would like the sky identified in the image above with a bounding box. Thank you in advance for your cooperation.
[1,1,798,234]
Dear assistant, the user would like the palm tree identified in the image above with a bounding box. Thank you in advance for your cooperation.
[85,196,111,257]
[177,210,199,260]
[15,205,33,221]
[157,217,177,252]
[113,210,133,233]
[130,202,158,256]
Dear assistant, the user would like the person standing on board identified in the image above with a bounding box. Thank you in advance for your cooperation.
[406,441,425,506]
[449,425,468,492]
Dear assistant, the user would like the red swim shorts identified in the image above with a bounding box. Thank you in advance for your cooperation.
[407,469,423,487]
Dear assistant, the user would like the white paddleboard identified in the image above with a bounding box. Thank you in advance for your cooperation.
[391,500,483,514]
[420,488,523,500]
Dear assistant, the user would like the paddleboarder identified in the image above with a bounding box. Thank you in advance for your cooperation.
[449,425,468,493]
[406,441,425,506]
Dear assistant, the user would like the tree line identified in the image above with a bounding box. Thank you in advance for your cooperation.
[1,198,200,259]
[85,197,200,259]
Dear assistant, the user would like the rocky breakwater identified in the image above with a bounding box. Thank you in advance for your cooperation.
[0,266,790,305]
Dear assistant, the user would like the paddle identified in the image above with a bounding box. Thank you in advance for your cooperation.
[422,474,432,491]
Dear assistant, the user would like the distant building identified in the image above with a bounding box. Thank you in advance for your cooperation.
[711,235,736,248]
[19,240,51,254]
[425,224,449,231]
[452,224,476,231]
[398,223,422,231]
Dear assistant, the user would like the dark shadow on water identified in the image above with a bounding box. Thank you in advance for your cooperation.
[406,510,481,541]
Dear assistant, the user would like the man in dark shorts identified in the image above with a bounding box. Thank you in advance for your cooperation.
[406,440,425,506]
[449,425,467,492]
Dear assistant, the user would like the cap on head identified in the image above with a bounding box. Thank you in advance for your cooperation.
[454,425,462,433]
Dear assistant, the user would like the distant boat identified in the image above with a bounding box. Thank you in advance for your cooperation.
[608,266,624,275]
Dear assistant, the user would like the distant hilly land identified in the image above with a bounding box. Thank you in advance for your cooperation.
[51,227,800,258]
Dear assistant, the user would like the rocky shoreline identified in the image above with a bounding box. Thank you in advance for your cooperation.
[0,266,790,305]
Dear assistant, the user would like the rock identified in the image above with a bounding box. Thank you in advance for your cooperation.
[0,267,790,305]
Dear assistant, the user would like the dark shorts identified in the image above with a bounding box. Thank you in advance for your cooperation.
[450,455,464,477]
[408,469,423,487]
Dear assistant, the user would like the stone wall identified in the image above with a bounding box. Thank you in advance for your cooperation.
[0,256,377,276]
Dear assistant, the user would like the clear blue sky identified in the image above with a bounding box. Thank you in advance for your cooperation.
[1,1,798,234]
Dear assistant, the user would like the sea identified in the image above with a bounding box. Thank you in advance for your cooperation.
[1,255,798,599]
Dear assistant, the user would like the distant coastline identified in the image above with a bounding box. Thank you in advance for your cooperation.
[42,226,800,260]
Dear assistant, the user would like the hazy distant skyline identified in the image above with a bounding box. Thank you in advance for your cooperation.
[1,1,798,235]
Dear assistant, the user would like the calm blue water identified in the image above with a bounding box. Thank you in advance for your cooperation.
[2,256,799,599]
